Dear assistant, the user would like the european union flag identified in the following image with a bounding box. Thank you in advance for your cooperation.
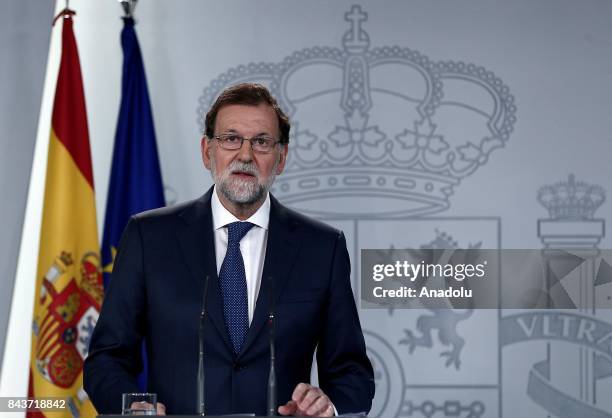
[101,17,165,390]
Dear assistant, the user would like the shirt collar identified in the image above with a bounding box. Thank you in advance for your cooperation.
[211,185,270,231]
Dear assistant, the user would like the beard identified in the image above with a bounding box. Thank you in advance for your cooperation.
[210,152,279,206]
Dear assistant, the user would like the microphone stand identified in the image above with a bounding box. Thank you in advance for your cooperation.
[197,275,210,416]
[267,276,277,416]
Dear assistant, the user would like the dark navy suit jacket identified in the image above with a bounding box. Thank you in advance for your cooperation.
[84,188,374,415]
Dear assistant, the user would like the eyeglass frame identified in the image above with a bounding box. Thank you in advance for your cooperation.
[211,132,283,154]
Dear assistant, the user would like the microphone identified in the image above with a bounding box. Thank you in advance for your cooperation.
[267,276,276,416]
[197,275,210,416]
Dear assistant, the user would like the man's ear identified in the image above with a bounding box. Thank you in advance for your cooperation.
[201,136,212,170]
[276,143,288,175]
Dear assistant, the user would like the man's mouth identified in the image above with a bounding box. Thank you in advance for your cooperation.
[231,170,256,179]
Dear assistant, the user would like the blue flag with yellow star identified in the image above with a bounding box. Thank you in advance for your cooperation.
[101,17,165,390]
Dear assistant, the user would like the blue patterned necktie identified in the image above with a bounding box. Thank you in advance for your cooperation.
[219,221,255,354]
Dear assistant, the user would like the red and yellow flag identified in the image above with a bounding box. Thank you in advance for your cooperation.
[28,11,102,418]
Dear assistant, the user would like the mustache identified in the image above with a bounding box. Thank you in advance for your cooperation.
[228,161,259,176]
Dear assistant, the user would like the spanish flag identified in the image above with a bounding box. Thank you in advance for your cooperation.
[28,10,102,418]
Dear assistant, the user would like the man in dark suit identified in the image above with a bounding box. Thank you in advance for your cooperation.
[84,83,374,416]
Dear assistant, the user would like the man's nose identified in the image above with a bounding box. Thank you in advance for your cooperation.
[236,138,254,161]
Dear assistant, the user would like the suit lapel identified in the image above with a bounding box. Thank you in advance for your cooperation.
[239,195,301,357]
[176,187,234,354]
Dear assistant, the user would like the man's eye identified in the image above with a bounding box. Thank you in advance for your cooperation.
[253,137,268,146]
[225,135,241,143]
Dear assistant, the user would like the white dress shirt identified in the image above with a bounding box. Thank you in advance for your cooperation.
[211,186,269,324]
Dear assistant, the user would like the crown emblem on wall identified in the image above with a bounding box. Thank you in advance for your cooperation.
[197,5,516,217]
[538,174,605,220]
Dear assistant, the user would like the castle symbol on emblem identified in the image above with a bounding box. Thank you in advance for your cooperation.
[197,5,517,218]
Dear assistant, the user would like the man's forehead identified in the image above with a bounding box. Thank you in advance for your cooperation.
[215,103,279,134]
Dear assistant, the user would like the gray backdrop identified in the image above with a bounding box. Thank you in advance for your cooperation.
[0,0,54,378]
[2,1,612,417]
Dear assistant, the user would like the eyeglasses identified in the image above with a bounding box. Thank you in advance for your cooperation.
[213,133,281,154]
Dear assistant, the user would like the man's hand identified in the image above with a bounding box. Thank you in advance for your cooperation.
[278,383,334,416]
[129,401,166,415]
